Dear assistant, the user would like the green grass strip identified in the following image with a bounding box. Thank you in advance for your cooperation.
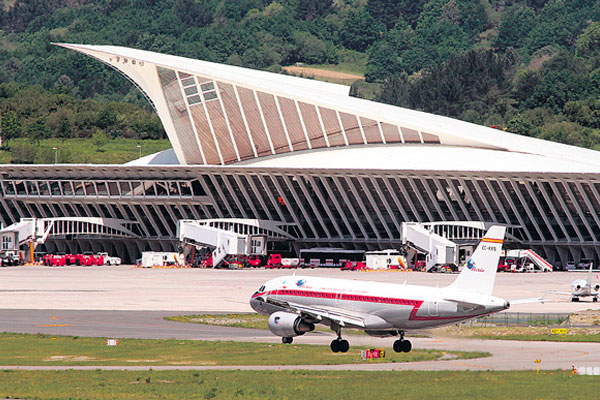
[0,333,487,366]
[0,370,594,400]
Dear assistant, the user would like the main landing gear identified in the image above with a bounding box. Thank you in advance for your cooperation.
[282,337,293,344]
[330,337,350,353]
[393,331,412,353]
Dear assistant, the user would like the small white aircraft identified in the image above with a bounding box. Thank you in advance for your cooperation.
[567,263,599,302]
[251,226,528,353]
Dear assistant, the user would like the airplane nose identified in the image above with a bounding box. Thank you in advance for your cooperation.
[249,295,264,312]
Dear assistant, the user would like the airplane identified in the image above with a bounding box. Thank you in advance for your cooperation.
[250,225,533,353]
[566,263,599,302]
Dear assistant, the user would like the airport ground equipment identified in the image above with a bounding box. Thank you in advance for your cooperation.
[0,217,139,263]
[400,222,458,271]
[501,249,553,272]
[177,219,294,267]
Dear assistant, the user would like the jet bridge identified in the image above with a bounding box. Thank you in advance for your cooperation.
[177,219,296,267]
[0,217,139,262]
[400,222,458,271]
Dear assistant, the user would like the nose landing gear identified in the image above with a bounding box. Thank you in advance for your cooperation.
[393,331,412,353]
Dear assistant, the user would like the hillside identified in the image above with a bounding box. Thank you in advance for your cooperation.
[1,0,600,164]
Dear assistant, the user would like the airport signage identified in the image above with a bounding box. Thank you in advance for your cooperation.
[550,328,568,336]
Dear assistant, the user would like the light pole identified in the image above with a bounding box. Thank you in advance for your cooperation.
[52,147,58,164]
[136,145,142,158]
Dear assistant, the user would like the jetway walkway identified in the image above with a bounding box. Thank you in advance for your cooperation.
[0,217,139,262]
[176,219,295,267]
[401,222,458,271]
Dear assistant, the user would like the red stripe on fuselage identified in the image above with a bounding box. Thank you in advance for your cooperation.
[257,289,486,321]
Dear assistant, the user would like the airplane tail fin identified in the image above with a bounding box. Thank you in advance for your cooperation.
[449,226,506,296]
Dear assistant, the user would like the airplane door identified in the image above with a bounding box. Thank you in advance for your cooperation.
[428,300,439,316]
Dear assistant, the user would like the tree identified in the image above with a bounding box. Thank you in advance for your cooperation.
[0,110,22,141]
[295,0,332,21]
[27,117,51,145]
[292,31,329,64]
[576,21,600,58]
[174,0,214,27]
[340,8,384,52]
[92,130,109,152]
[365,41,403,82]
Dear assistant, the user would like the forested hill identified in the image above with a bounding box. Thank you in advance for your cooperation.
[1,0,600,158]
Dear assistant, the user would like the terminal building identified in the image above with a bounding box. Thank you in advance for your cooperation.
[1,43,600,267]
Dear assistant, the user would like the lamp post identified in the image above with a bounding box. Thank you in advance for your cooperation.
[136,145,142,158]
[52,147,58,164]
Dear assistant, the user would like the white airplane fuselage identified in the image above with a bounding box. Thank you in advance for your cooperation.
[570,278,599,299]
[250,275,509,331]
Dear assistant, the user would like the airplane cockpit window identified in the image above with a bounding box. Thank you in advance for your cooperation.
[259,285,265,292]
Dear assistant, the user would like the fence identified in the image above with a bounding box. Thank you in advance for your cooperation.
[466,312,572,327]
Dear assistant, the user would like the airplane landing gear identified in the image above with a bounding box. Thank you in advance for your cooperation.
[282,337,293,344]
[593,297,598,303]
[572,297,579,302]
[330,337,349,353]
[393,331,412,353]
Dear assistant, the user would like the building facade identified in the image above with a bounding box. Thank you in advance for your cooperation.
[1,43,600,266]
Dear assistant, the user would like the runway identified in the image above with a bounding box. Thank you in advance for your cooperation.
[1,309,599,371]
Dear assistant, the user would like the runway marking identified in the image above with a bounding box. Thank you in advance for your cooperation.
[36,324,74,327]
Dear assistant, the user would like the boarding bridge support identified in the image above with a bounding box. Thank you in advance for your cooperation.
[177,220,251,267]
[0,217,139,262]
[401,222,458,271]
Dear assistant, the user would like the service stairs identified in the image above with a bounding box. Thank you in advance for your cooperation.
[505,249,553,271]
[400,222,458,271]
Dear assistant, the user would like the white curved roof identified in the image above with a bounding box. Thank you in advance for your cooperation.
[56,43,600,172]
[237,144,600,173]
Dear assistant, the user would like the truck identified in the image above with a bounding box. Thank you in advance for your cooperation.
[140,251,184,268]
[265,254,299,269]
[0,250,21,266]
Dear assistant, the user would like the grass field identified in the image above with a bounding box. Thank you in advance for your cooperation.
[0,370,593,400]
[0,333,487,366]
[166,313,409,337]
[0,137,172,164]
[441,326,600,342]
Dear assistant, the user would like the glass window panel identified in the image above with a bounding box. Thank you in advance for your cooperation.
[184,86,198,96]
[203,91,218,101]
[181,77,195,87]
[188,95,202,105]
[201,82,215,92]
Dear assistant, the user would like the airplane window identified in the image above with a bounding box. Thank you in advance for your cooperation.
[259,286,265,292]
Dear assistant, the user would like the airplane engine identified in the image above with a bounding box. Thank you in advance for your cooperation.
[594,284,600,291]
[576,285,582,290]
[268,311,315,337]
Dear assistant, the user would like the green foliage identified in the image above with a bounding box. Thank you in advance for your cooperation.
[0,0,598,154]
[0,110,22,140]
[576,21,600,58]
[340,8,384,52]
[495,6,536,50]
[26,117,50,145]
[92,129,109,152]
[382,49,517,118]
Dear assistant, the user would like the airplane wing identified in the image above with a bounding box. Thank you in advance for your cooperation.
[265,297,367,328]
